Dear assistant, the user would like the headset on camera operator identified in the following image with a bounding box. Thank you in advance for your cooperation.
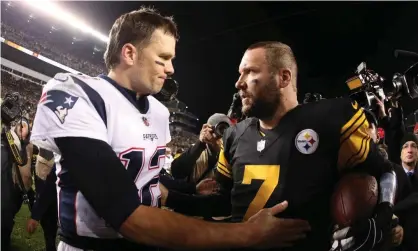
[1,92,35,250]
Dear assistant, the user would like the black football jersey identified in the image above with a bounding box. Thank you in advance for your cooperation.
[215,97,392,251]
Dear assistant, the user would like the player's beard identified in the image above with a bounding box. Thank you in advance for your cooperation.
[243,75,280,121]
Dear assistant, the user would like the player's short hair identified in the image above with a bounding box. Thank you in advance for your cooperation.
[104,6,179,70]
[247,41,298,91]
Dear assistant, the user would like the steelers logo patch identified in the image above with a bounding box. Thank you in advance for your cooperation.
[295,129,319,155]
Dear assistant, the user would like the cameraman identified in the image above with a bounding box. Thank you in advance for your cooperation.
[1,116,34,250]
[160,114,233,219]
[168,92,242,183]
[159,114,231,198]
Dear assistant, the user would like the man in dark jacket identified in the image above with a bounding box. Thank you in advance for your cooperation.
[393,133,418,251]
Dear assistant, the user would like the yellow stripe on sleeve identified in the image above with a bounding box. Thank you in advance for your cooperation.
[216,149,232,179]
[340,108,364,142]
[338,110,371,170]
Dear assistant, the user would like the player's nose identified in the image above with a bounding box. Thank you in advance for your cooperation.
[235,75,246,90]
[165,60,174,76]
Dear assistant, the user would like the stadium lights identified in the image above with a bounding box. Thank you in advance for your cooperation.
[23,0,109,43]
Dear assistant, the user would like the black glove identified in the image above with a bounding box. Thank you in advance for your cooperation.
[330,202,394,251]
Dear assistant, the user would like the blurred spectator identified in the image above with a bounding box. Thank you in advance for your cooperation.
[163,147,174,173]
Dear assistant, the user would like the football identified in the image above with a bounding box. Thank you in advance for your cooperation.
[331,173,378,227]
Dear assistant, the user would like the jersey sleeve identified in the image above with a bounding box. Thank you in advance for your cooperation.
[215,126,234,190]
[30,73,108,154]
[337,100,393,176]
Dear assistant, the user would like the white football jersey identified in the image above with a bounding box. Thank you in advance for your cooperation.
[30,73,171,239]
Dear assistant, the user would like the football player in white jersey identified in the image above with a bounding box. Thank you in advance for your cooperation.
[30,7,310,251]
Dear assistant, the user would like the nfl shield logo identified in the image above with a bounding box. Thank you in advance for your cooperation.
[142,117,150,127]
[257,140,266,152]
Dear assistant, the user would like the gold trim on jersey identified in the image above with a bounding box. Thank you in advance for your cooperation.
[217,149,232,179]
[338,108,371,170]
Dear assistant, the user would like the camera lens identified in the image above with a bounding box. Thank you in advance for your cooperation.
[215,122,230,138]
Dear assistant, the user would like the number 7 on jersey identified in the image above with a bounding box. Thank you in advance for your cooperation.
[242,165,281,220]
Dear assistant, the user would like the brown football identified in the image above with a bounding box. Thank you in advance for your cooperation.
[331,173,378,227]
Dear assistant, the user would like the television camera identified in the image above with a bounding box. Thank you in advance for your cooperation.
[345,50,418,111]
[1,91,33,209]
[1,92,23,126]
[153,78,179,102]
[1,92,28,166]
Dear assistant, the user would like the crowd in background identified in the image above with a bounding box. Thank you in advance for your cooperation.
[1,70,41,120]
[1,22,105,77]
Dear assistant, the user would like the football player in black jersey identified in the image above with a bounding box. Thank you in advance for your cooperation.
[215,41,397,251]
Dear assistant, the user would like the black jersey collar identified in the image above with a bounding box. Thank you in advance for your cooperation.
[254,104,302,152]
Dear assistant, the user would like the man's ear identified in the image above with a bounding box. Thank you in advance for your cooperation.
[120,43,137,66]
[277,68,292,88]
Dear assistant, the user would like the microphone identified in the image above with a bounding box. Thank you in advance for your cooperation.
[394,50,418,61]
[227,92,242,119]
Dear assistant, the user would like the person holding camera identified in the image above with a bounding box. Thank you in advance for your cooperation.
[159,113,235,221]
[1,114,34,250]
[160,113,231,199]
[168,113,232,183]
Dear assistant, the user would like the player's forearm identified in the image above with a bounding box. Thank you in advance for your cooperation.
[18,144,33,190]
[120,205,254,249]
[166,189,231,217]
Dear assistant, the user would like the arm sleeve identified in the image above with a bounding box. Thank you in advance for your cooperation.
[54,137,141,230]
[159,174,196,194]
[170,140,207,179]
[30,73,108,154]
[31,166,57,221]
[166,189,231,217]
[337,100,394,177]
[215,128,234,191]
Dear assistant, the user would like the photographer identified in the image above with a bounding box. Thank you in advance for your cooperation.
[170,114,231,182]
[160,113,232,198]
[1,94,34,250]
[168,92,242,183]
[160,114,233,219]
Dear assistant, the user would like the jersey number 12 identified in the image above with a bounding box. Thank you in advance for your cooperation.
[119,147,166,207]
